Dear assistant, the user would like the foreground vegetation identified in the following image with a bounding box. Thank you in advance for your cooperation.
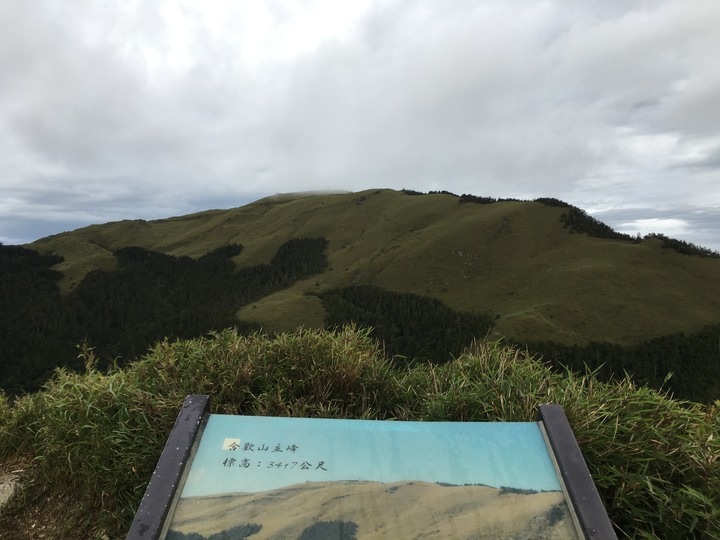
[0,327,718,539]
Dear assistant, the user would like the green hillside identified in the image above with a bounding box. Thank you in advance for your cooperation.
[30,189,720,346]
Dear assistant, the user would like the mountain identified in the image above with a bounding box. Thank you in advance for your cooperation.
[4,188,720,400]
[28,189,720,344]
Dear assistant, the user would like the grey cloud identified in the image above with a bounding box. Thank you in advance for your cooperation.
[259,3,616,193]
[1,0,720,249]
[670,145,720,171]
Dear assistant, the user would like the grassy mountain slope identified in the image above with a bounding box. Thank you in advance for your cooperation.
[31,189,720,345]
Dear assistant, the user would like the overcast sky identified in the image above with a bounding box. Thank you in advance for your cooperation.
[2,1,719,250]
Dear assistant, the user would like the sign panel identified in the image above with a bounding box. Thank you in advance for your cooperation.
[164,415,581,539]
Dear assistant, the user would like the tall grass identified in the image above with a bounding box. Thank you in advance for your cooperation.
[1,326,718,539]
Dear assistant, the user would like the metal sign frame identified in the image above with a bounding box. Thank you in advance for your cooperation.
[127,396,615,539]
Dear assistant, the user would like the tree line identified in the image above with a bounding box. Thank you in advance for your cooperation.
[0,238,328,394]
[316,283,719,401]
[3,238,718,402]
[520,325,720,403]
[317,284,497,366]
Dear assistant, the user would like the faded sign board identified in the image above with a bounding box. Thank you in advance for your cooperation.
[128,397,616,539]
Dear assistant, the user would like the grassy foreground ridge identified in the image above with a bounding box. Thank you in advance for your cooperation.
[0,327,718,539]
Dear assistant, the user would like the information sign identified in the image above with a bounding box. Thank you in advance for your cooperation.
[127,397,616,539]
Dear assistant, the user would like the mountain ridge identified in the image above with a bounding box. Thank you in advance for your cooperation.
[28,188,720,346]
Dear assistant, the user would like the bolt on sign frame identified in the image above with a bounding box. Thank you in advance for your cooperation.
[127,396,616,540]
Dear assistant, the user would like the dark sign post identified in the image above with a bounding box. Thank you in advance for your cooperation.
[127,395,209,539]
[128,397,615,540]
[538,405,616,539]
